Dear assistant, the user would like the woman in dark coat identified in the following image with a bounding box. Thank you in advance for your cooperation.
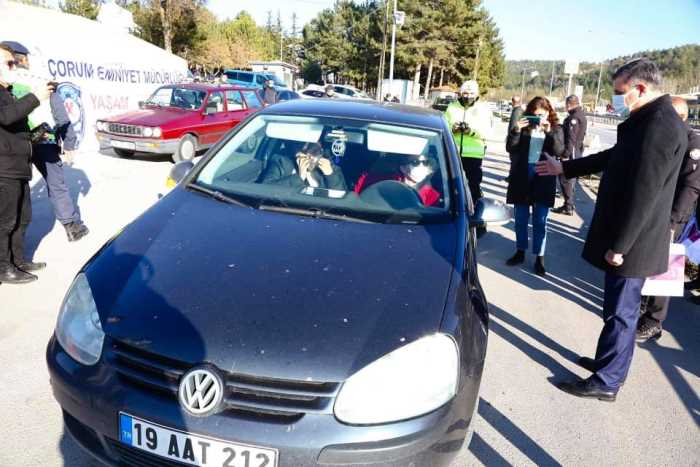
[505,96,564,275]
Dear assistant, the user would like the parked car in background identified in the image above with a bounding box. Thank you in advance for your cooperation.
[431,95,455,112]
[332,84,373,100]
[300,84,327,99]
[49,99,511,467]
[96,83,263,162]
[224,69,289,90]
[277,90,300,102]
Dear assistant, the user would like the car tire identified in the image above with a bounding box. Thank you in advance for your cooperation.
[113,148,134,158]
[173,134,198,163]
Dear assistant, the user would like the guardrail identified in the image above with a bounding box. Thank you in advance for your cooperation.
[586,113,700,131]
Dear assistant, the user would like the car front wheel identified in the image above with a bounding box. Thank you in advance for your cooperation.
[173,134,197,163]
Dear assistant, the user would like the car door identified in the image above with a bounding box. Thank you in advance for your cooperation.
[241,90,263,114]
[224,90,251,130]
[199,91,229,146]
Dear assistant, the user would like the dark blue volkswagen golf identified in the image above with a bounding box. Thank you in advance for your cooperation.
[47,99,509,467]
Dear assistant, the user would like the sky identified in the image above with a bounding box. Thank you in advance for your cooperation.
[208,0,700,62]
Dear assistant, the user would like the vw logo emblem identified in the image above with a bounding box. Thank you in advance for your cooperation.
[178,367,224,416]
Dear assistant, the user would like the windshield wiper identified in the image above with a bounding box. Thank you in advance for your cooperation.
[187,183,255,209]
[258,204,376,224]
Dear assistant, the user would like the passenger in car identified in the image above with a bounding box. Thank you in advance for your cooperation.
[260,142,346,190]
[354,154,440,207]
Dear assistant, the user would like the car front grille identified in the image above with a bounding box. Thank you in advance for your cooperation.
[107,123,143,137]
[108,439,188,467]
[109,340,339,422]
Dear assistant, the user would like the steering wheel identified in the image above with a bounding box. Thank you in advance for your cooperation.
[358,180,423,210]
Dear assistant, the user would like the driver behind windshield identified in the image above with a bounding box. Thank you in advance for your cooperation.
[354,153,440,207]
[261,142,346,190]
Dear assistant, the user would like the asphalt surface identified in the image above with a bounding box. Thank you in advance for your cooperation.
[0,121,698,467]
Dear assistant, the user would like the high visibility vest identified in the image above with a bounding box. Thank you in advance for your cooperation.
[444,100,488,159]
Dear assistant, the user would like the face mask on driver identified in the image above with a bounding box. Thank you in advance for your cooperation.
[408,165,432,183]
[459,95,476,106]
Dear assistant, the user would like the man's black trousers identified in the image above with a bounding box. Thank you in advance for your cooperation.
[0,178,31,267]
[461,157,483,202]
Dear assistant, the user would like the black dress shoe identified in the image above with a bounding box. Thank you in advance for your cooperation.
[636,320,662,342]
[534,256,546,276]
[16,261,47,272]
[65,222,89,242]
[0,264,38,284]
[552,205,574,215]
[577,356,598,372]
[506,250,525,266]
[557,377,617,402]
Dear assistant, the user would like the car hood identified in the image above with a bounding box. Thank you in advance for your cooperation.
[104,107,194,127]
[87,188,457,383]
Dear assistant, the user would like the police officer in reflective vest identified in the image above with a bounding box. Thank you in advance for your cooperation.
[444,80,492,203]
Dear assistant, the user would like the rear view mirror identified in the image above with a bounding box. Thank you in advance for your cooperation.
[470,198,512,228]
[166,160,194,188]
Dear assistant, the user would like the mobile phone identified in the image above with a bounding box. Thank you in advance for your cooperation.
[525,115,542,126]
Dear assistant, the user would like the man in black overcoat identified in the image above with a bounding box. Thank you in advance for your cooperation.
[536,59,687,401]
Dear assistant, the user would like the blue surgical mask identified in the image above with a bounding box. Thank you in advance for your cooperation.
[612,94,629,118]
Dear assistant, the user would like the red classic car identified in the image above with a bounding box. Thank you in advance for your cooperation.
[96,83,263,162]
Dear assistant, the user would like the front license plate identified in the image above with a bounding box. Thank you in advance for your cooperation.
[112,140,136,150]
[119,413,278,467]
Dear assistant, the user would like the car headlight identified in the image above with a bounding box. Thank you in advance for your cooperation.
[96,121,105,132]
[55,273,105,366]
[142,127,154,137]
[334,333,459,425]
[152,127,162,138]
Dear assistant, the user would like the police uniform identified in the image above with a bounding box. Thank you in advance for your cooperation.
[557,106,587,212]
[639,126,700,332]
[444,98,491,202]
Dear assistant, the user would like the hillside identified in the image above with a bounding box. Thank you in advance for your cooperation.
[499,44,700,104]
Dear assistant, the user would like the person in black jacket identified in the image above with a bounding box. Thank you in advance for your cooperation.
[636,96,700,341]
[505,96,564,276]
[0,43,52,284]
[536,59,687,401]
[552,95,587,215]
[261,141,346,191]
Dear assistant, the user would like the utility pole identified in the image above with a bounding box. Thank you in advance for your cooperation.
[549,61,555,96]
[595,61,604,111]
[377,0,389,100]
[388,0,398,94]
[567,73,573,97]
[473,36,482,80]
[520,68,526,101]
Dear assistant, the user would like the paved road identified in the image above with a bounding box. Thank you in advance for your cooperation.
[1,122,698,467]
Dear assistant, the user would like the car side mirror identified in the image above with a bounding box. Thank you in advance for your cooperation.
[138,100,145,109]
[469,198,512,228]
[166,160,194,188]
[203,102,218,115]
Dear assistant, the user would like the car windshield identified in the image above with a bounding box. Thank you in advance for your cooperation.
[145,86,206,110]
[195,115,451,224]
[264,74,286,87]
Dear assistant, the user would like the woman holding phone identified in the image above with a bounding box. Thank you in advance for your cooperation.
[505,96,564,275]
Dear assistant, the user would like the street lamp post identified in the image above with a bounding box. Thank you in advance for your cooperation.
[594,61,604,112]
[388,0,398,93]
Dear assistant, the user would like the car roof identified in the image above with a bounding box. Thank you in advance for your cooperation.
[166,83,258,92]
[259,99,445,130]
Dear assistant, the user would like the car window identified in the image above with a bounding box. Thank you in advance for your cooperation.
[255,75,266,85]
[196,115,451,224]
[146,86,205,110]
[242,91,262,109]
[264,74,286,87]
[238,72,253,83]
[224,71,238,82]
[226,91,245,111]
[334,86,353,96]
[207,91,226,113]
[278,91,290,101]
